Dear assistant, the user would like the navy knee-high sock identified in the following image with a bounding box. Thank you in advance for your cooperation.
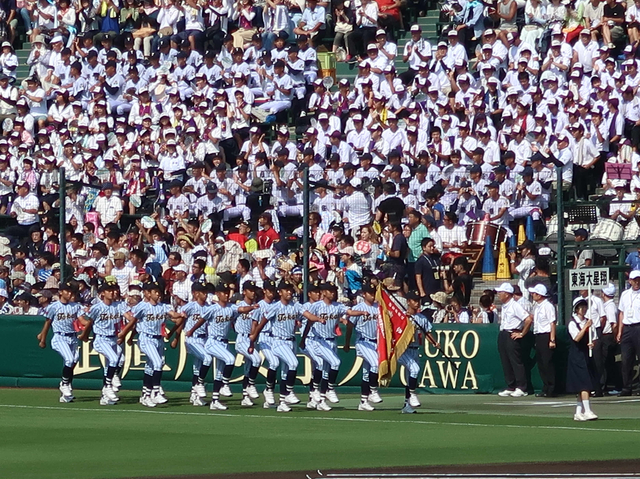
[62,366,73,385]
[198,364,210,383]
[286,370,296,394]
[222,364,234,383]
[369,372,379,389]
[266,368,277,390]
[328,368,339,389]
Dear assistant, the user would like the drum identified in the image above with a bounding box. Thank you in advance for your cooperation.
[592,218,624,241]
[466,221,506,248]
[544,215,575,252]
[592,218,624,257]
[624,220,640,241]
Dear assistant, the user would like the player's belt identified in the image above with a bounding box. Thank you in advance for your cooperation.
[95,334,116,338]
[141,333,163,339]
[270,334,294,341]
[193,334,207,338]
[320,337,335,341]
[211,336,229,343]
[408,346,419,349]
[360,338,377,343]
[625,323,640,327]
[55,332,76,336]
[237,332,249,337]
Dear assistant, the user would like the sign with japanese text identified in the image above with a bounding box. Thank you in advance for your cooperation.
[568,268,609,291]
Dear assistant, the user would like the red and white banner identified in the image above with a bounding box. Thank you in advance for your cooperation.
[376,286,415,386]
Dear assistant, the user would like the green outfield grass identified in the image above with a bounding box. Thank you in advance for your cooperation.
[2,388,640,479]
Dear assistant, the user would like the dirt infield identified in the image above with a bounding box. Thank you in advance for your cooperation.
[146,459,640,479]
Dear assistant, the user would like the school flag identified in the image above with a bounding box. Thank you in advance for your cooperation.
[376,285,415,387]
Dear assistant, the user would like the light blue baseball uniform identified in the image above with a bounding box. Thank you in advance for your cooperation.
[181,301,213,375]
[204,302,239,380]
[236,300,262,371]
[307,300,347,372]
[299,301,324,371]
[348,301,380,376]
[263,300,302,371]
[398,312,432,379]
[88,300,126,369]
[130,301,171,375]
[45,301,83,367]
[255,299,280,370]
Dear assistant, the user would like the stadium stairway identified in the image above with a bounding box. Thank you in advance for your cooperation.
[335,9,443,85]
[16,41,30,83]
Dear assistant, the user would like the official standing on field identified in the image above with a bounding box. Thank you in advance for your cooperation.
[616,271,640,396]
[529,284,556,397]
[496,282,533,398]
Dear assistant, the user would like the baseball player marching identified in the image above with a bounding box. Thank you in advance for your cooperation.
[79,282,128,406]
[235,281,263,406]
[37,282,84,403]
[398,291,440,414]
[252,280,281,407]
[306,283,346,410]
[298,281,326,409]
[170,282,213,407]
[343,283,382,411]
[119,282,182,408]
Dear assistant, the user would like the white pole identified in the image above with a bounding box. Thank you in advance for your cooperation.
[588,285,593,358]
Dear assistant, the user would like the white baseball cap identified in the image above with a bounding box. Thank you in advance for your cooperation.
[630,271,640,280]
[528,284,548,297]
[495,283,515,294]
[174,264,188,273]
[349,177,362,188]
[602,283,616,296]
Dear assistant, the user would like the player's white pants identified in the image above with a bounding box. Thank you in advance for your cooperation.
[185,336,213,376]
[509,206,541,221]
[51,333,79,367]
[93,335,122,369]
[355,340,379,375]
[235,333,262,373]
[307,338,341,371]
[261,100,291,114]
[303,71,317,85]
[138,333,165,375]
[223,206,251,222]
[205,338,235,380]
[272,338,299,371]
[398,347,420,379]
[299,343,323,371]
[277,205,303,217]
[258,335,280,370]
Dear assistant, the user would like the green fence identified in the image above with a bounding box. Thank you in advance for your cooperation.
[0,316,569,393]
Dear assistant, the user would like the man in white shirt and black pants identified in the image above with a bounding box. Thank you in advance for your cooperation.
[496,282,533,398]
[616,271,640,396]
[6,180,40,248]
[597,283,621,395]
[529,284,556,397]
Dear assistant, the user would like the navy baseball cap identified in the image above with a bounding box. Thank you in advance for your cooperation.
[573,228,589,238]
[406,291,421,302]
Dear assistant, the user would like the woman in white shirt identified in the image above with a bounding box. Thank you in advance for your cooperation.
[47,90,74,126]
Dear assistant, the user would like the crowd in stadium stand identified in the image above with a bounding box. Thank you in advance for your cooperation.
[0,0,638,330]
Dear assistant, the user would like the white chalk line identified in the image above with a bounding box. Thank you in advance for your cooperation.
[0,403,640,434]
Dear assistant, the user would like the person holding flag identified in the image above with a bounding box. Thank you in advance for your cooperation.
[398,291,440,414]
[376,278,440,414]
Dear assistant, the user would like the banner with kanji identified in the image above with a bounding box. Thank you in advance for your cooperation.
[376,286,415,387]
